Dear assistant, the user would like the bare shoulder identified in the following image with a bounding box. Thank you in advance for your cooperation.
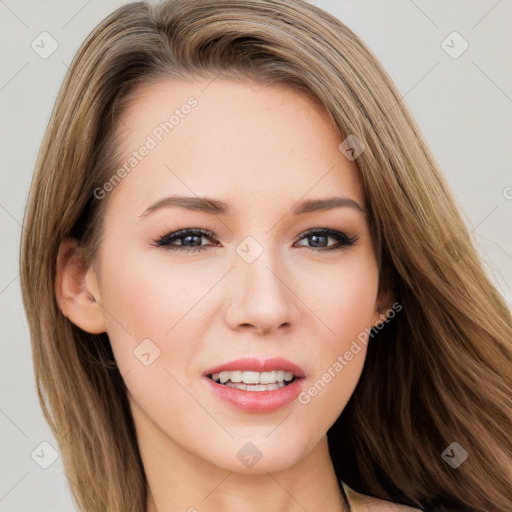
[344,484,423,512]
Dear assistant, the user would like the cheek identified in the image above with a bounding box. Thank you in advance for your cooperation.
[294,252,379,350]
[95,247,196,376]
[99,247,214,337]
[97,249,204,425]
[293,255,378,423]
[296,282,373,436]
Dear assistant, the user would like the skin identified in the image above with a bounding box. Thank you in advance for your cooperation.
[55,78,419,511]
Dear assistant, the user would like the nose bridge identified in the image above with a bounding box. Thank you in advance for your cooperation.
[225,235,299,332]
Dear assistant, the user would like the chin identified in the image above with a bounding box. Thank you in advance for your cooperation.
[200,434,314,474]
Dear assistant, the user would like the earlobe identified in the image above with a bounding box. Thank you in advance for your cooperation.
[54,237,107,334]
[372,266,396,328]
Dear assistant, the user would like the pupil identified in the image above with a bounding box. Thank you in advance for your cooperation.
[184,235,201,246]
[310,234,327,247]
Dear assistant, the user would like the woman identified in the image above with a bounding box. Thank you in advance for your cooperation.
[20,0,512,511]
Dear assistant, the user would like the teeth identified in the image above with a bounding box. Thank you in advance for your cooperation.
[229,371,243,383]
[238,382,285,391]
[260,371,276,384]
[213,370,296,385]
[242,371,259,384]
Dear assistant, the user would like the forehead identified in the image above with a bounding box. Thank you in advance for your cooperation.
[107,78,365,217]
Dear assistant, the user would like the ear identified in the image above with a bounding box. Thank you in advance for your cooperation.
[371,265,396,328]
[54,237,107,334]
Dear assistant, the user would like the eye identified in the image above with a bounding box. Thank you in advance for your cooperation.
[153,228,219,253]
[153,227,358,253]
[294,228,358,252]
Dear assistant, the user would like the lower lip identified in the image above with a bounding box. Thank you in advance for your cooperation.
[202,376,305,413]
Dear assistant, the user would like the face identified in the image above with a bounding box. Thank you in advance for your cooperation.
[70,78,391,474]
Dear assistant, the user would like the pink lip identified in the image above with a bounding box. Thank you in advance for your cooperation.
[202,357,306,413]
[203,357,306,378]
[202,375,305,413]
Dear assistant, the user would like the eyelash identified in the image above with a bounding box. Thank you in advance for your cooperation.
[153,228,358,254]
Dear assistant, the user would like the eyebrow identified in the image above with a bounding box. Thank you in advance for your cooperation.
[138,195,365,219]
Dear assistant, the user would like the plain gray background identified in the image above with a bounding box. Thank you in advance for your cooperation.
[1,0,511,510]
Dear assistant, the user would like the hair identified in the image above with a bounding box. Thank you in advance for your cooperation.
[19,0,512,511]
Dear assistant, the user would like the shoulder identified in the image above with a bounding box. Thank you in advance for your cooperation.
[343,483,423,512]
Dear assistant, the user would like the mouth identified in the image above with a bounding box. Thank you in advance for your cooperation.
[202,357,306,412]
[207,370,299,391]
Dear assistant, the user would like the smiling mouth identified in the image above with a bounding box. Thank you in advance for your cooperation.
[208,370,298,391]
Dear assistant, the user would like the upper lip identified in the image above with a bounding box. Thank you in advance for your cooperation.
[203,357,306,378]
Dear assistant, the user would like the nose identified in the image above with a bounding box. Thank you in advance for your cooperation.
[224,247,300,335]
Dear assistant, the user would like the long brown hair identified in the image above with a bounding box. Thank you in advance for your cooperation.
[20,1,512,511]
